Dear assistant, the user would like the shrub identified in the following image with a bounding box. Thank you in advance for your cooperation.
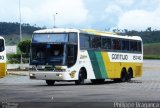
[7,53,29,64]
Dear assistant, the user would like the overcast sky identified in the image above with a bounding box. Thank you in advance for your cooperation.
[0,0,160,31]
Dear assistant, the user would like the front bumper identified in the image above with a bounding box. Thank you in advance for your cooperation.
[29,71,76,81]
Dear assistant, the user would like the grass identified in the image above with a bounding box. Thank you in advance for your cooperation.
[144,55,160,60]
[143,43,160,55]
[143,43,160,59]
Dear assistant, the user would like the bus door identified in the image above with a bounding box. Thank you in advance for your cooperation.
[67,44,77,67]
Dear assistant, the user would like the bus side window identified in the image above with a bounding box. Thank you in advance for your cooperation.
[130,41,138,52]
[91,36,101,49]
[125,40,129,51]
[137,41,142,52]
[130,41,134,51]
[102,37,111,50]
[102,37,106,49]
[113,39,121,50]
[122,40,129,51]
[80,34,90,49]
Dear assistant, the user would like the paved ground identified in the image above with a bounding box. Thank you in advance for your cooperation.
[0,60,160,107]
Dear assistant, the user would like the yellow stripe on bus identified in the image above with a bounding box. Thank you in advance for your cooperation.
[101,52,143,79]
[0,63,6,78]
[101,52,115,78]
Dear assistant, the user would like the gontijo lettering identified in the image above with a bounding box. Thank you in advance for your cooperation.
[112,54,128,60]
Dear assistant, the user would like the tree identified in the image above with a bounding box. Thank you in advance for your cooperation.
[18,40,31,54]
[146,27,152,32]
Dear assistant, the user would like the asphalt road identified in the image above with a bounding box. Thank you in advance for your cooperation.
[0,60,160,108]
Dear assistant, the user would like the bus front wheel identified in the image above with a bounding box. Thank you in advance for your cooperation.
[46,80,55,86]
[75,69,86,85]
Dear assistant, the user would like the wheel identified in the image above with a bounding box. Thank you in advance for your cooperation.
[121,69,128,82]
[91,79,105,84]
[127,69,133,81]
[75,70,86,85]
[46,80,55,86]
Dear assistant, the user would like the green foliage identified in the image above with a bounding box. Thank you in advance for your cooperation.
[144,55,160,60]
[144,43,160,55]
[143,43,160,59]
[18,40,31,54]
[0,22,41,35]
[115,27,160,44]
[0,22,42,45]
[7,54,29,64]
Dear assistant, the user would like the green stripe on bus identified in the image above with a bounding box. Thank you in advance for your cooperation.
[87,50,102,79]
[95,51,107,79]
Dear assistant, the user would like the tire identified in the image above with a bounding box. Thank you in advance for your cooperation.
[91,79,105,84]
[46,80,55,86]
[121,69,128,82]
[75,70,86,85]
[127,69,133,81]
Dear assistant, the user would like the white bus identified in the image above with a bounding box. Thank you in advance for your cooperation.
[29,28,143,85]
[0,36,6,78]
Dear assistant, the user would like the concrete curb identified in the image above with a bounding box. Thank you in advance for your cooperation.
[7,71,29,76]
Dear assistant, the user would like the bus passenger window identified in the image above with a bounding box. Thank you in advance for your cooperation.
[80,34,90,49]
[122,40,129,51]
[113,39,121,50]
[137,42,142,52]
[102,38,111,50]
[130,41,138,51]
[91,36,101,49]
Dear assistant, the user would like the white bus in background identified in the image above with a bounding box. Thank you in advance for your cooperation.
[0,36,6,78]
[29,28,143,85]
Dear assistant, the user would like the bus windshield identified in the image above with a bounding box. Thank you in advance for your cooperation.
[30,33,78,67]
[0,39,4,52]
[32,33,68,43]
[30,43,66,66]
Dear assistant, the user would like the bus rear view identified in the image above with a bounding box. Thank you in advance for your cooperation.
[0,36,6,78]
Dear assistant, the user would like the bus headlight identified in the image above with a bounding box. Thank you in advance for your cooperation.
[56,73,63,77]
[29,73,36,79]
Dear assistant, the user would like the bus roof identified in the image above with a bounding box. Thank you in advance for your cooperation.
[33,28,142,41]
[81,29,142,41]
[34,28,79,34]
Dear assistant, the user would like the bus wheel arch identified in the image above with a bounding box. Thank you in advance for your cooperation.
[75,67,87,85]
